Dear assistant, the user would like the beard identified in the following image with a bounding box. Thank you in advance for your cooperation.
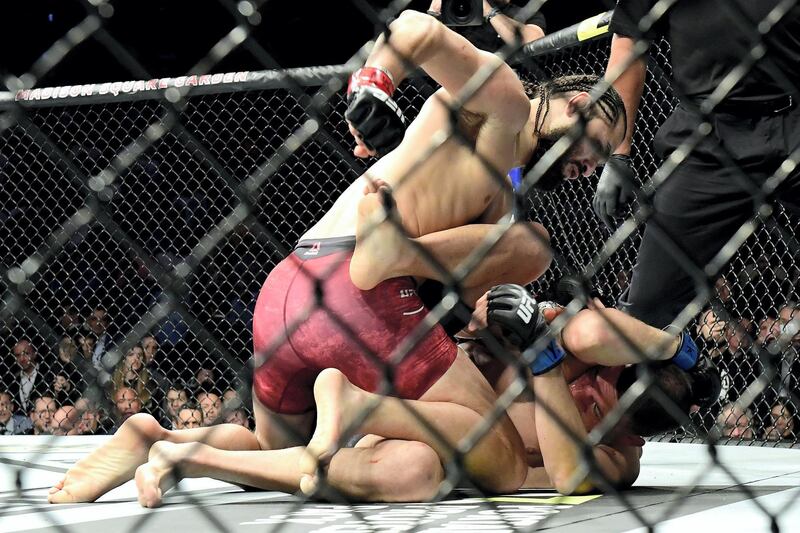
[521,126,582,192]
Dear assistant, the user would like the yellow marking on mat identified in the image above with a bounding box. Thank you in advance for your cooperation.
[486,495,601,505]
[577,13,610,41]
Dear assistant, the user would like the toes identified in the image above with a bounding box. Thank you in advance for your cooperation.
[48,488,72,504]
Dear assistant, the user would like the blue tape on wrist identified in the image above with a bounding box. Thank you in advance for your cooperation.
[528,338,566,376]
[672,331,699,370]
[509,167,523,190]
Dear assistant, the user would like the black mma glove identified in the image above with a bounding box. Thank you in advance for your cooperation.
[345,67,407,157]
[592,154,636,230]
[486,284,565,375]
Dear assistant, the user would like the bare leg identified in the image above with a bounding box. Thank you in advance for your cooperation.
[49,395,312,504]
[135,436,443,507]
[301,350,527,494]
[351,191,551,303]
[350,188,417,290]
[48,414,168,504]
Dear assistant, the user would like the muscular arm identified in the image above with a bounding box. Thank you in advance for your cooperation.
[605,34,647,155]
[533,367,640,494]
[365,11,530,133]
[560,307,681,369]
[488,16,545,47]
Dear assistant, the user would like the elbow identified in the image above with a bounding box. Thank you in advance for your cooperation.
[391,10,442,48]
[561,309,613,361]
[550,470,596,496]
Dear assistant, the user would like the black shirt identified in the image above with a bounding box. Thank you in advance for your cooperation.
[610,0,800,102]
[454,7,546,53]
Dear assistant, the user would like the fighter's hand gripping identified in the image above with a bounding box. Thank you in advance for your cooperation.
[486,284,566,375]
[345,67,407,158]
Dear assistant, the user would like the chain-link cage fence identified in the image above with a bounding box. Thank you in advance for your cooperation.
[2,0,800,530]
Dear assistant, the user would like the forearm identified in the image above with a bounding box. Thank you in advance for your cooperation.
[490,16,545,46]
[533,367,640,494]
[561,308,680,367]
[533,367,593,494]
[605,34,647,155]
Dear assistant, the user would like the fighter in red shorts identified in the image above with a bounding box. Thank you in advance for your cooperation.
[252,237,456,415]
[49,10,628,505]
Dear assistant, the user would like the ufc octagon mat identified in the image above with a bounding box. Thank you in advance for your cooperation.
[2,437,799,532]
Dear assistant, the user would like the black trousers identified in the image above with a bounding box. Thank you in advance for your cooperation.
[619,103,800,328]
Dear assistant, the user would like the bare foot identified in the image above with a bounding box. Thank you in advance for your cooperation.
[135,441,189,508]
[48,414,163,504]
[298,368,373,494]
[349,186,412,290]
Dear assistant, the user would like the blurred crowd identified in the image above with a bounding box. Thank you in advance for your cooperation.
[692,270,800,442]
[1,304,251,436]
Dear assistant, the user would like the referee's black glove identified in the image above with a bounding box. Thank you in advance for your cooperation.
[593,154,636,230]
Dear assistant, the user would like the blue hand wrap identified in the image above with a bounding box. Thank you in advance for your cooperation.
[671,331,699,370]
[525,338,566,376]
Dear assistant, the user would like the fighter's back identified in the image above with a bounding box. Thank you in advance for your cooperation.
[301,86,528,243]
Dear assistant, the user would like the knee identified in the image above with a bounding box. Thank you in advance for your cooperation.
[506,222,553,282]
[124,413,168,442]
[371,442,444,501]
[472,430,528,494]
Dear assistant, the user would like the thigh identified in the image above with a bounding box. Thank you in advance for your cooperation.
[252,391,315,450]
[418,348,503,414]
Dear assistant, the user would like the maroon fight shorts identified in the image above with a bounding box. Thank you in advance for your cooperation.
[252,237,458,414]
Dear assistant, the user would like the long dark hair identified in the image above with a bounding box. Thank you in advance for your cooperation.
[521,74,628,140]
[616,363,720,437]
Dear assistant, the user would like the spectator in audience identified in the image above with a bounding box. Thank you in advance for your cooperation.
[74,408,103,435]
[85,305,113,369]
[57,305,82,336]
[28,395,57,436]
[697,309,727,359]
[757,315,783,347]
[426,0,545,52]
[777,302,800,349]
[717,403,755,440]
[0,391,33,435]
[195,391,222,426]
[697,310,756,402]
[173,403,204,430]
[141,335,169,391]
[164,386,189,421]
[74,397,112,435]
[9,339,51,415]
[75,331,98,363]
[764,400,796,441]
[221,388,242,410]
[51,405,79,436]
[111,345,156,415]
[56,337,81,379]
[111,387,143,431]
[223,407,250,429]
[52,374,80,406]
[190,365,217,395]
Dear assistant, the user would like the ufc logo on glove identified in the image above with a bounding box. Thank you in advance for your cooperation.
[516,294,536,323]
